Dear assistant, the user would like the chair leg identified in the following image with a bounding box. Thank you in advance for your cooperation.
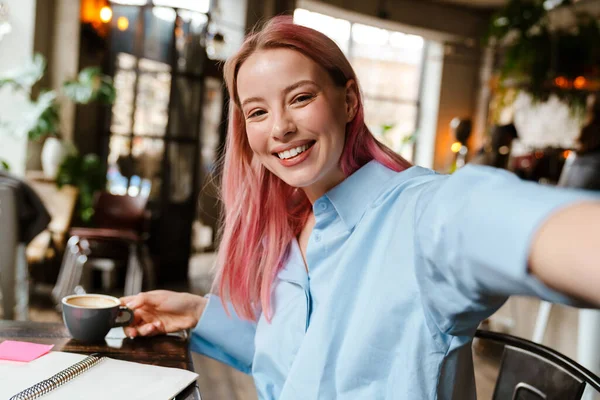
[140,244,155,290]
[67,253,88,298]
[68,240,89,295]
[0,187,18,320]
[578,309,600,400]
[0,254,16,320]
[52,237,81,306]
[52,238,89,310]
[14,244,29,321]
[532,301,552,344]
[124,243,143,296]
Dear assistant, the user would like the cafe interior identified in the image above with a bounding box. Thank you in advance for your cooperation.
[1,0,600,398]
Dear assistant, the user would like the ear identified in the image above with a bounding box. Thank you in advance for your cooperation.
[344,79,359,123]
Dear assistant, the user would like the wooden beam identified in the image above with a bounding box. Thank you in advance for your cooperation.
[245,0,297,32]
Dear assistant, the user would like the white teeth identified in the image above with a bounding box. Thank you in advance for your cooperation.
[278,144,310,159]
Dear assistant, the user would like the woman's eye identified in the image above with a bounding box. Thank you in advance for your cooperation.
[294,94,314,104]
[248,110,266,119]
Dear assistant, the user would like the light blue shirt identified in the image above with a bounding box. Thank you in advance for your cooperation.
[191,161,597,399]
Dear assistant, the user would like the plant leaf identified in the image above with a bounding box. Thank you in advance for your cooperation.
[24,91,60,140]
[56,152,107,223]
[63,67,115,105]
[63,80,95,103]
[0,53,46,91]
[78,67,102,84]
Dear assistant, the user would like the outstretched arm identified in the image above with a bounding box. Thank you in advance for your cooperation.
[529,202,600,306]
[414,165,600,336]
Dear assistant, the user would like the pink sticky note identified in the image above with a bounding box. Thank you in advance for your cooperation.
[0,340,54,362]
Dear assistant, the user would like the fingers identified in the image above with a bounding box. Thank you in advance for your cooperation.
[120,295,138,306]
[133,308,155,324]
[127,308,154,329]
[124,326,139,338]
[140,320,163,336]
[123,306,164,339]
[125,320,164,338]
[130,309,145,328]
[123,307,154,337]
[121,292,147,309]
[118,291,173,339]
[121,290,170,309]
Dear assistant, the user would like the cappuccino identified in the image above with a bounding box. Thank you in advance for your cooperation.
[65,295,119,308]
[62,294,133,342]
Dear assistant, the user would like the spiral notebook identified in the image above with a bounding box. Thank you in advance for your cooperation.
[0,351,198,400]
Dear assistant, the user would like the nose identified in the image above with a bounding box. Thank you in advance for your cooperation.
[271,109,296,140]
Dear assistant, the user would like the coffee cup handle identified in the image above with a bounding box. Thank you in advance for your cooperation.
[115,306,134,327]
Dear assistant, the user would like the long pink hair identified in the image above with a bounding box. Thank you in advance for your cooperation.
[216,16,412,321]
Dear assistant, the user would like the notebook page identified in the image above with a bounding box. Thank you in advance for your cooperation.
[0,351,198,400]
[0,351,88,399]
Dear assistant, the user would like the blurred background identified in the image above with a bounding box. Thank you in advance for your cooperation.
[2,1,600,399]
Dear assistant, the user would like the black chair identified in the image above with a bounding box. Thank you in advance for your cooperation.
[475,329,600,400]
[51,191,155,308]
[558,149,600,191]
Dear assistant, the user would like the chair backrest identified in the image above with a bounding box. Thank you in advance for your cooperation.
[0,185,19,319]
[557,150,600,191]
[93,191,149,231]
[475,330,600,400]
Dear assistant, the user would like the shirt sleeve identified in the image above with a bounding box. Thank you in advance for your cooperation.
[414,165,600,336]
[190,294,257,374]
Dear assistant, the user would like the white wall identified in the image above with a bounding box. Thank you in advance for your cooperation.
[0,0,37,176]
[414,41,443,169]
[50,0,80,144]
[215,0,247,58]
[433,44,481,171]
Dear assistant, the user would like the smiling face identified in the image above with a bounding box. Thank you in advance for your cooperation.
[236,48,358,202]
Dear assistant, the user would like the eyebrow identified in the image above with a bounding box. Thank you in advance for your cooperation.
[240,80,318,108]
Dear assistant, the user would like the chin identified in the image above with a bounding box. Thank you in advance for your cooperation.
[275,168,321,189]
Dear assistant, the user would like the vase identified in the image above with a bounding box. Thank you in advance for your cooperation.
[41,137,68,180]
[26,139,44,171]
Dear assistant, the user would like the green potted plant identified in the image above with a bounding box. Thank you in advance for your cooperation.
[486,0,600,117]
[0,53,116,178]
[56,152,107,224]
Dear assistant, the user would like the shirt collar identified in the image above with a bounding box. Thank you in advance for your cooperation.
[323,160,401,230]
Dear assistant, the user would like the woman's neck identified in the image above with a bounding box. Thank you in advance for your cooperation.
[301,168,346,203]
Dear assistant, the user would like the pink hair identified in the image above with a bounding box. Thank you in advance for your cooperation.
[216,16,411,321]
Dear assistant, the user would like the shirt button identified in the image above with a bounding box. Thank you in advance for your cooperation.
[314,233,322,242]
[318,202,327,211]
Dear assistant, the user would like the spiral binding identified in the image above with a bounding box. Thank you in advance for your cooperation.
[9,354,105,400]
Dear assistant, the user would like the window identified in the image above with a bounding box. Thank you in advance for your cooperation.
[294,9,425,162]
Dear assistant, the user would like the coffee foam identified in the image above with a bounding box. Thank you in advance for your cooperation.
[65,296,118,308]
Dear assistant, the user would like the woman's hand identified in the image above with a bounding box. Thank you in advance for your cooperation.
[529,202,600,305]
[120,290,207,337]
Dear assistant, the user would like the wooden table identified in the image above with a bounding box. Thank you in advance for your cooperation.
[0,321,201,399]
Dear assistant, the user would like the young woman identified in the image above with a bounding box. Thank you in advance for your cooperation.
[121,16,600,399]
